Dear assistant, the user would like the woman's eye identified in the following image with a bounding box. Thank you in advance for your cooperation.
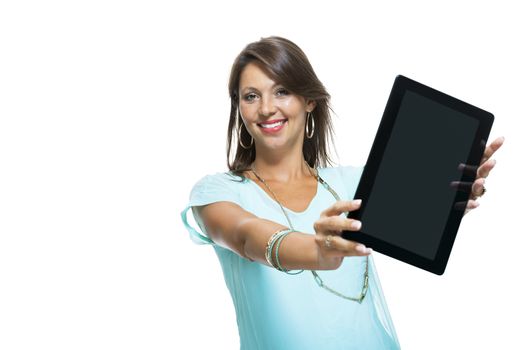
[243,93,257,102]
[276,88,289,96]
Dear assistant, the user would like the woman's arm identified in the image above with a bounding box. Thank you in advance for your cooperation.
[193,199,370,271]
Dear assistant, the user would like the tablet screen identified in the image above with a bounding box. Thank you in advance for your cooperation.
[360,90,479,260]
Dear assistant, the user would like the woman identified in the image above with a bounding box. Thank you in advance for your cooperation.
[181,36,502,349]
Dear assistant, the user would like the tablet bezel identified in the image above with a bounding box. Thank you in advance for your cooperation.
[342,75,494,275]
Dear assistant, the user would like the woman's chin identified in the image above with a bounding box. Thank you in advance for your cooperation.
[255,138,298,152]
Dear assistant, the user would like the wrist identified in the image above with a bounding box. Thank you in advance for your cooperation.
[315,243,343,270]
[272,232,320,271]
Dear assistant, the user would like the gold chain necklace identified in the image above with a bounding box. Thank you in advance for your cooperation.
[250,164,369,303]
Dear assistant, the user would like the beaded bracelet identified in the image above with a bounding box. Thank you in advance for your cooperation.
[265,228,304,275]
[265,228,292,268]
[274,231,303,275]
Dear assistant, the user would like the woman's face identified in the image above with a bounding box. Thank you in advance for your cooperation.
[238,62,315,153]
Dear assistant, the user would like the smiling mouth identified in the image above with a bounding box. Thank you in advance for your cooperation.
[257,119,287,129]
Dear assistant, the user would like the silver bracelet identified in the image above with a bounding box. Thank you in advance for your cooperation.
[265,228,293,268]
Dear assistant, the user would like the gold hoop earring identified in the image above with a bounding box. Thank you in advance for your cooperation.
[238,122,254,149]
[306,112,315,139]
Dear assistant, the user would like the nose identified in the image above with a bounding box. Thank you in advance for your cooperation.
[259,95,277,117]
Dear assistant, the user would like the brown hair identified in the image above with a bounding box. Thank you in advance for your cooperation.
[226,36,335,176]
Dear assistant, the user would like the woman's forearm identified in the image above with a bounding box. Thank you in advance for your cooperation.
[238,217,321,270]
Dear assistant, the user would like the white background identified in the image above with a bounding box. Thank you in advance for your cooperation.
[1,1,523,349]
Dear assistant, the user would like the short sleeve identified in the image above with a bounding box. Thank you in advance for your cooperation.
[180,172,243,245]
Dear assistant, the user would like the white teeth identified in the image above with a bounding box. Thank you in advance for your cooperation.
[260,120,285,128]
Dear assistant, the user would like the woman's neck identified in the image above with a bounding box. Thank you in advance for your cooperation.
[251,152,312,183]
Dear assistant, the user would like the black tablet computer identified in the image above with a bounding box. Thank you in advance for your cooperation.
[342,75,494,275]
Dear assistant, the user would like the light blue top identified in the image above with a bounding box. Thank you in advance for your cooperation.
[181,166,400,350]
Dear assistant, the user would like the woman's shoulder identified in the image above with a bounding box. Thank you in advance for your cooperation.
[318,164,364,179]
[191,171,245,193]
[193,171,245,185]
[317,165,364,200]
[189,171,247,204]
[183,171,247,244]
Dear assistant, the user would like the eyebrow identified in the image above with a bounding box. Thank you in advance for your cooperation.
[240,83,282,94]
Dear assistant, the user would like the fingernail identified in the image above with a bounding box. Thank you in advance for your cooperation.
[356,245,366,253]
[367,248,373,254]
[351,221,362,230]
[354,199,362,206]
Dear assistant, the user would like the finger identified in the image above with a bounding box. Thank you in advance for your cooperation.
[450,180,473,193]
[481,136,505,163]
[454,201,468,211]
[314,216,361,233]
[454,199,480,213]
[330,236,372,256]
[458,163,478,176]
[471,178,485,198]
[321,200,361,218]
[477,159,496,178]
[463,200,481,216]
[467,199,480,209]
[316,234,370,255]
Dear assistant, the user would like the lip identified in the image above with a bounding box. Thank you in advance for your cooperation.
[257,119,288,134]
[258,118,287,126]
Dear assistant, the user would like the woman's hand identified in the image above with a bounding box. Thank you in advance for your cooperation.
[463,136,505,215]
[313,200,371,270]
